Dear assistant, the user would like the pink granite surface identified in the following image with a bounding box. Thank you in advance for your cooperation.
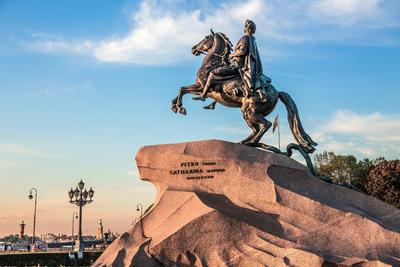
[93,140,400,267]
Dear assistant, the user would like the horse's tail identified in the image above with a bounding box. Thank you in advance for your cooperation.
[278,91,317,153]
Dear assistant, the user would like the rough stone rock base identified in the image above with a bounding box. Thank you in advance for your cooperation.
[94,140,400,267]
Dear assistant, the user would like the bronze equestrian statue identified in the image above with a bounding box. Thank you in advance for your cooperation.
[171,20,318,174]
[193,19,263,101]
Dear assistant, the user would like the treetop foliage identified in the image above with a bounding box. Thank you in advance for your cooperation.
[364,160,400,208]
[314,151,398,208]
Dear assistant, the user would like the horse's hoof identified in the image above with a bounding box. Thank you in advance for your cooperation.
[172,105,178,113]
[240,140,256,147]
[203,102,216,110]
[179,107,187,115]
[239,140,250,145]
[246,142,257,147]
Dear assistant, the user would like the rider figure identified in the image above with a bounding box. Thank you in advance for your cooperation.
[194,19,263,101]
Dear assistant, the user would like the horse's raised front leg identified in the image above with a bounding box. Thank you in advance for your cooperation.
[172,84,201,115]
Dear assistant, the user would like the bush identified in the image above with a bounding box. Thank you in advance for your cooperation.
[314,151,374,190]
[364,160,400,208]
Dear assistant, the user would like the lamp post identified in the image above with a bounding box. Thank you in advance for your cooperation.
[136,204,143,218]
[28,188,37,250]
[71,212,78,250]
[68,179,94,251]
[136,204,145,236]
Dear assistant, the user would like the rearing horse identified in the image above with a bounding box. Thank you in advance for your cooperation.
[172,30,318,173]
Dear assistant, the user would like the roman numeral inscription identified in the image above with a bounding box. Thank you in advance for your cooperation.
[169,161,226,180]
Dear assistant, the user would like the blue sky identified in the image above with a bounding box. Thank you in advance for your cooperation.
[1,0,400,236]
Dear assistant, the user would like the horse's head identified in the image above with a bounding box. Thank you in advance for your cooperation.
[191,29,216,56]
[192,29,233,68]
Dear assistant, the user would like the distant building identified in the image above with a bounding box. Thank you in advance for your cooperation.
[97,219,104,240]
[19,220,26,241]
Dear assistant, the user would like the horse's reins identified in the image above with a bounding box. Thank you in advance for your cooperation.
[197,33,232,61]
[196,33,264,99]
[197,50,225,59]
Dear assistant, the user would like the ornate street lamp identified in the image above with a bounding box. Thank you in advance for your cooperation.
[28,188,38,250]
[68,179,94,251]
[71,212,78,251]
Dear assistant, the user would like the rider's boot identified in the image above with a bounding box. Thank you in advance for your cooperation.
[257,89,267,102]
[192,93,207,101]
[193,82,210,101]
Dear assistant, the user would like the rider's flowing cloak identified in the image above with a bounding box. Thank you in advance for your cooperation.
[243,35,263,90]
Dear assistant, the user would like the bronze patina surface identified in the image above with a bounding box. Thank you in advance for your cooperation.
[172,20,317,174]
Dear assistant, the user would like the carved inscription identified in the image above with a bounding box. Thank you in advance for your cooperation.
[169,161,225,180]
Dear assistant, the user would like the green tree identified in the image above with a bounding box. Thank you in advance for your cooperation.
[0,234,20,243]
[314,151,377,190]
[364,160,400,208]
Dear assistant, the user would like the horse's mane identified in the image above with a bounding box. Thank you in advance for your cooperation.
[216,32,233,52]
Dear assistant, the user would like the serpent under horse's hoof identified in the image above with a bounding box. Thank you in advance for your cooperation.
[241,140,257,147]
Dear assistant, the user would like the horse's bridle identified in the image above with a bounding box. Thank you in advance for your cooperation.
[196,33,231,63]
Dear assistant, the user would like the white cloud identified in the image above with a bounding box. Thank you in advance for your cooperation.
[308,0,382,25]
[325,110,400,142]
[312,110,400,158]
[27,34,93,55]
[212,109,400,159]
[357,146,376,156]
[316,138,378,157]
[94,0,265,64]
[26,0,265,65]
[23,0,400,65]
